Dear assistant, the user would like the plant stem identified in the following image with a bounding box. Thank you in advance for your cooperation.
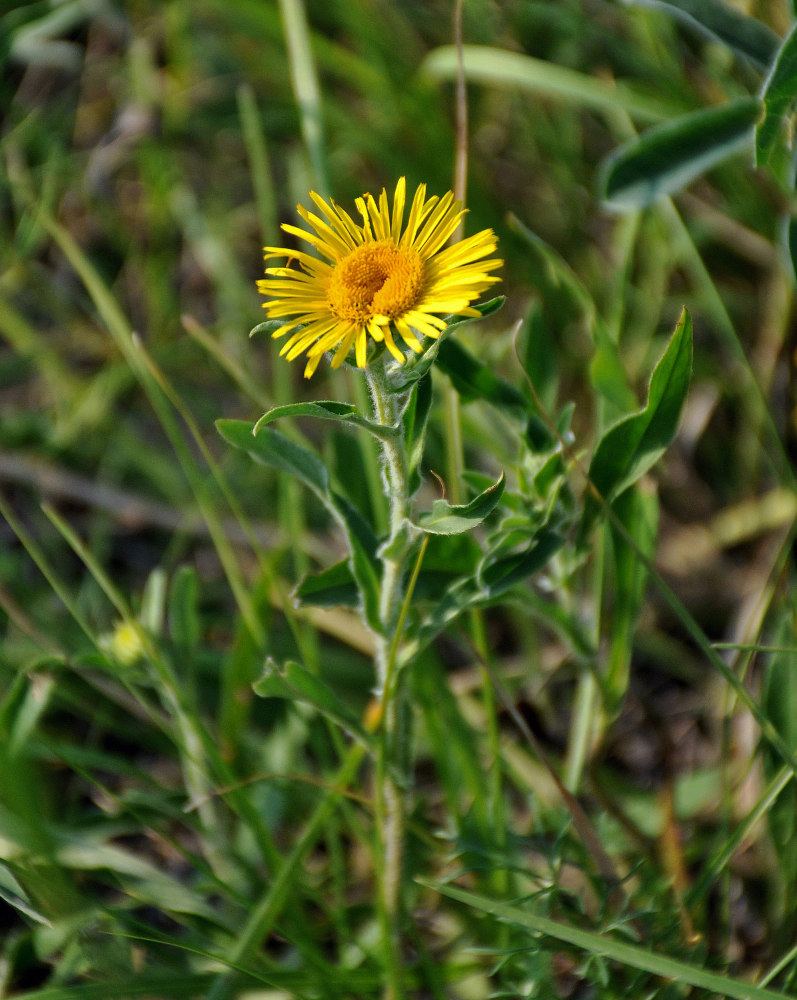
[366,360,413,1000]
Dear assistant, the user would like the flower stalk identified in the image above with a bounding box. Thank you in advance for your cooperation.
[366,359,414,1000]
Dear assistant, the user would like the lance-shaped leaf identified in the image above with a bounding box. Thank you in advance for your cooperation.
[403,374,433,496]
[601,98,760,210]
[296,534,483,611]
[624,0,778,70]
[385,297,505,393]
[580,309,693,542]
[295,559,360,610]
[217,418,329,498]
[757,22,797,165]
[509,215,636,414]
[0,864,51,927]
[762,612,797,879]
[423,44,678,122]
[218,418,382,631]
[330,491,382,632]
[249,319,284,338]
[602,486,659,713]
[416,472,506,535]
[479,528,565,595]
[254,658,371,747]
[253,400,395,441]
[436,337,529,411]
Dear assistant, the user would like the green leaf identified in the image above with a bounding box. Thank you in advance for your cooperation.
[217,418,329,498]
[0,863,52,926]
[329,492,382,632]
[763,612,797,871]
[601,98,760,210]
[297,535,485,611]
[422,45,680,122]
[295,559,359,610]
[602,487,659,712]
[757,23,797,165]
[580,308,693,541]
[478,528,564,595]
[626,0,778,70]
[385,297,505,392]
[218,418,382,629]
[509,215,636,414]
[253,658,371,746]
[249,319,284,338]
[253,401,393,441]
[520,300,558,414]
[403,374,433,495]
[435,338,528,411]
[416,472,506,535]
[254,401,358,430]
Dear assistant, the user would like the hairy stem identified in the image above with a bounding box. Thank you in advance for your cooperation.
[366,360,413,1000]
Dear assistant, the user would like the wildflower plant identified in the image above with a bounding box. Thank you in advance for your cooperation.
[219,177,694,994]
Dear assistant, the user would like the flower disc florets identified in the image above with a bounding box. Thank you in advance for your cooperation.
[257,177,502,378]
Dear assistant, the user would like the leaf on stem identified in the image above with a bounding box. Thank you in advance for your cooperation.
[602,486,659,712]
[478,527,564,594]
[416,472,506,535]
[601,97,760,210]
[330,492,383,632]
[217,418,329,497]
[579,308,693,543]
[385,296,505,393]
[403,374,433,495]
[295,559,360,610]
[623,0,778,70]
[436,337,528,410]
[217,418,383,632]
[253,401,396,441]
[254,658,371,746]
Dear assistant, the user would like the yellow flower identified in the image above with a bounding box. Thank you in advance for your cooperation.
[257,177,502,377]
[101,620,145,666]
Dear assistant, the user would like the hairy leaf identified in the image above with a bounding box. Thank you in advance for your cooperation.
[217,418,329,498]
[623,0,778,69]
[416,472,506,535]
[602,98,760,209]
[436,338,528,411]
[254,658,371,746]
[580,308,693,541]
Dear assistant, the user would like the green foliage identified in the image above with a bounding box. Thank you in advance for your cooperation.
[415,471,505,535]
[626,0,779,67]
[580,308,693,541]
[2,0,797,997]
[601,98,761,210]
[757,21,797,165]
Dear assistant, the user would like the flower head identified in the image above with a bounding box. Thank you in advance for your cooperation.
[257,178,502,377]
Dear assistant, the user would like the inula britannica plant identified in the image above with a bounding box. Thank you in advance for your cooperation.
[236,177,505,998]
[215,165,696,997]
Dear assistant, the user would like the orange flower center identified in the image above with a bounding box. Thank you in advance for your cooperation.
[326,240,424,322]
